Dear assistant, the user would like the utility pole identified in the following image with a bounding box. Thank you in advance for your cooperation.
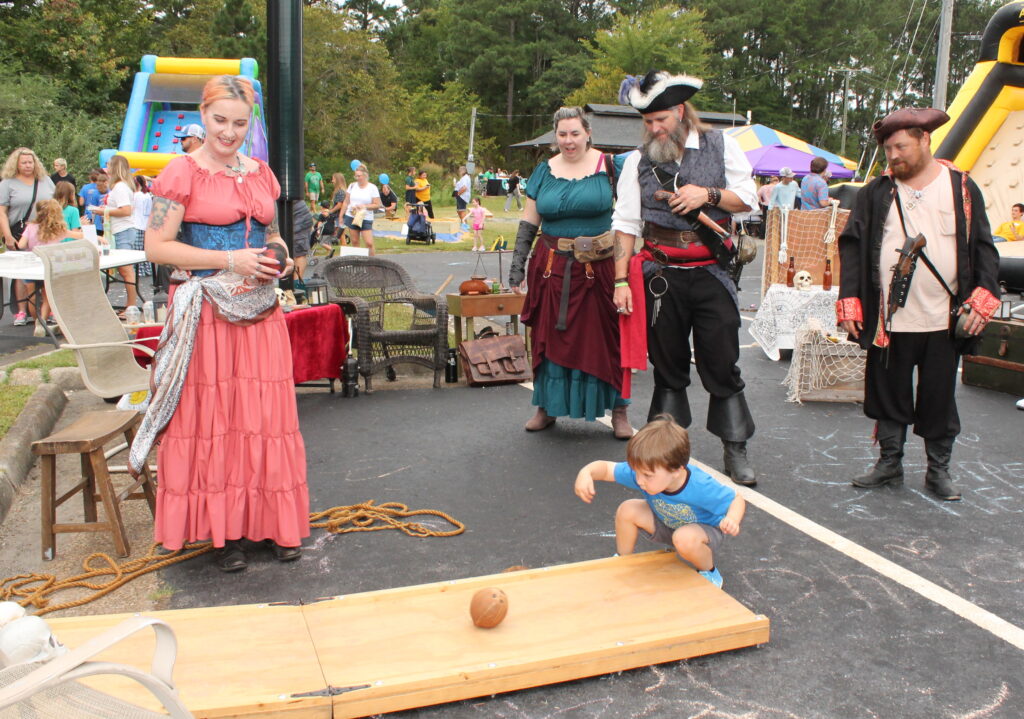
[933,0,955,110]
[829,67,861,158]
[467,107,477,175]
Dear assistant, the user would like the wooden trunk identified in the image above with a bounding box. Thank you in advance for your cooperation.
[962,318,1024,395]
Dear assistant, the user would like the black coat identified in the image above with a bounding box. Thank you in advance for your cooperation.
[837,167,1000,352]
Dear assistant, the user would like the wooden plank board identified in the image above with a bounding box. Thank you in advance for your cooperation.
[304,552,770,718]
[47,603,331,719]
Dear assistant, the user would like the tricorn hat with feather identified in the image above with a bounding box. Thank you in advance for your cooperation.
[620,71,703,114]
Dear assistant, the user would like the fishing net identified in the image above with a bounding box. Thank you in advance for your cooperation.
[762,203,851,298]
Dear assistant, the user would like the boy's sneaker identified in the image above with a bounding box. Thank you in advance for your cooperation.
[699,567,723,588]
[12,312,27,326]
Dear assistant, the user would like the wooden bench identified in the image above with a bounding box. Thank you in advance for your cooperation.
[31,410,156,560]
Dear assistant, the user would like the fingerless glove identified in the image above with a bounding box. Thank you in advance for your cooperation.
[508,220,539,288]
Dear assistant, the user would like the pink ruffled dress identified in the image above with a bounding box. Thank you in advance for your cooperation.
[149,156,310,551]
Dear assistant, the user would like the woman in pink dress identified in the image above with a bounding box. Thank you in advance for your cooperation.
[136,75,310,572]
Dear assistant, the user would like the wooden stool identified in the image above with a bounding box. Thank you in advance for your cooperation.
[32,410,157,561]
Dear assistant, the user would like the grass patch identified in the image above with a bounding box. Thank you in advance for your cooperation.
[3,349,76,384]
[0,385,36,439]
[148,586,175,602]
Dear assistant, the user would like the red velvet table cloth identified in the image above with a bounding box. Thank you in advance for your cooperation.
[134,303,348,385]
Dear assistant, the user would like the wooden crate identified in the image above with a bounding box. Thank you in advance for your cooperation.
[786,323,866,403]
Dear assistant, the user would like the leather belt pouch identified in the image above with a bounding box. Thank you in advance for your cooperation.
[458,335,531,386]
[556,232,614,262]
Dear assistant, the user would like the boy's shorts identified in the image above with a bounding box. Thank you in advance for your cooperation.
[642,514,724,554]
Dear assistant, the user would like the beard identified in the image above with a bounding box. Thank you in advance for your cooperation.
[643,124,687,165]
[888,152,929,180]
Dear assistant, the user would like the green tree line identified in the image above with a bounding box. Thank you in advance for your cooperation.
[0,0,1003,184]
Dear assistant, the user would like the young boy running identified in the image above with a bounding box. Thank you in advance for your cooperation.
[574,415,745,588]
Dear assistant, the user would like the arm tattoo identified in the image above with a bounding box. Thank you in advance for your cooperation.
[148,197,182,231]
[268,206,280,237]
[614,237,626,260]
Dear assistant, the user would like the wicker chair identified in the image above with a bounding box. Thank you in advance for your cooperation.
[322,256,448,391]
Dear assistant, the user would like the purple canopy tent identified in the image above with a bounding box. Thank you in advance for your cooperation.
[745,145,854,179]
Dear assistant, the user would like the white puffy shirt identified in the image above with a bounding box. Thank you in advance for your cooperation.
[611,130,756,238]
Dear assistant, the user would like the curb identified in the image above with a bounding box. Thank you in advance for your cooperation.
[0,384,67,525]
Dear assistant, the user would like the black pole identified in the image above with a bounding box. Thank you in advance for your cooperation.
[267,0,304,287]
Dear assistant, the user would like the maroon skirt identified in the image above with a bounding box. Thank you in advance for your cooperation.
[521,235,622,392]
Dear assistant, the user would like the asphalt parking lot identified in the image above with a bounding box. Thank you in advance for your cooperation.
[3,247,1022,718]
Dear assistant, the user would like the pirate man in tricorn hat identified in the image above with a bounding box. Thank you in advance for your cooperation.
[611,71,760,486]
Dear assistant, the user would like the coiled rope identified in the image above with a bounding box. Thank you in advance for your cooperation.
[1,501,464,616]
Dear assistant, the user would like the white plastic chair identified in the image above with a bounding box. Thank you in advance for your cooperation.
[0,616,193,718]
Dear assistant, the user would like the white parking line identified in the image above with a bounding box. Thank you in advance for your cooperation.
[516,380,1024,652]
[700,464,1024,653]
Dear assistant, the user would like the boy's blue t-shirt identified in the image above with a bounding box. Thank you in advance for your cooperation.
[80,185,107,231]
[613,462,735,528]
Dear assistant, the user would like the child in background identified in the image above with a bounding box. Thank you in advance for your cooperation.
[16,200,68,336]
[77,169,98,211]
[574,415,746,588]
[81,171,109,240]
[53,181,83,242]
[131,175,153,278]
[468,197,491,252]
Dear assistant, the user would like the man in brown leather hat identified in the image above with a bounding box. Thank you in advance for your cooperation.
[610,71,759,486]
[836,107,1000,501]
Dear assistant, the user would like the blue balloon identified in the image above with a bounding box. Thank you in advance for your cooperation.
[378,173,390,185]
[350,159,361,171]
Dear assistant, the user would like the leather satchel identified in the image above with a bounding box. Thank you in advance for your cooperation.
[458,335,531,386]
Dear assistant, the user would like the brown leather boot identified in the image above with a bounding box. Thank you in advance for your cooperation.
[611,406,633,440]
[524,407,556,432]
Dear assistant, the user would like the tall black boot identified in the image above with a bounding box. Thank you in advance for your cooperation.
[851,420,906,489]
[707,394,756,486]
[647,387,691,426]
[924,436,962,501]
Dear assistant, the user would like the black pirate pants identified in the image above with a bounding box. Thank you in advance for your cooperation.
[646,267,746,398]
[865,330,960,440]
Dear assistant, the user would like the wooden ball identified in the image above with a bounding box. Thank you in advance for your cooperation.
[470,587,508,628]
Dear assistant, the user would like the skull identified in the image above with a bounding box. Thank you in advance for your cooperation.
[793,270,813,291]
[274,287,286,304]
[0,616,67,667]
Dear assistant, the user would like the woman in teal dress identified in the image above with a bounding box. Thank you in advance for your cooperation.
[509,106,631,439]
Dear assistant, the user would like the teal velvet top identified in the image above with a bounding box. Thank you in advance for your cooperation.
[525,160,613,238]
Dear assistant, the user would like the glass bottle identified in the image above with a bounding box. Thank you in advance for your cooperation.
[785,257,796,287]
[822,259,833,291]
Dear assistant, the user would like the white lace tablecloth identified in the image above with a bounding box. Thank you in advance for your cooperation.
[748,284,839,360]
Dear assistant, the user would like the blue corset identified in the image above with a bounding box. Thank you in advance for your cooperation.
[181,220,267,277]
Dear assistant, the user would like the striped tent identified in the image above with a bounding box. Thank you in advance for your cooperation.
[724,124,857,171]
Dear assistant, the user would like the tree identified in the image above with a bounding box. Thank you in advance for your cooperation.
[301,6,407,173]
[387,0,609,154]
[0,0,143,113]
[403,81,499,169]
[566,6,713,107]
[212,0,266,62]
[0,64,121,176]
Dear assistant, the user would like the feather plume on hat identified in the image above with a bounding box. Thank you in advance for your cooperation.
[625,70,703,113]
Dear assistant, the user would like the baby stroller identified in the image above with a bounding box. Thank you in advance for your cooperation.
[405,202,436,245]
